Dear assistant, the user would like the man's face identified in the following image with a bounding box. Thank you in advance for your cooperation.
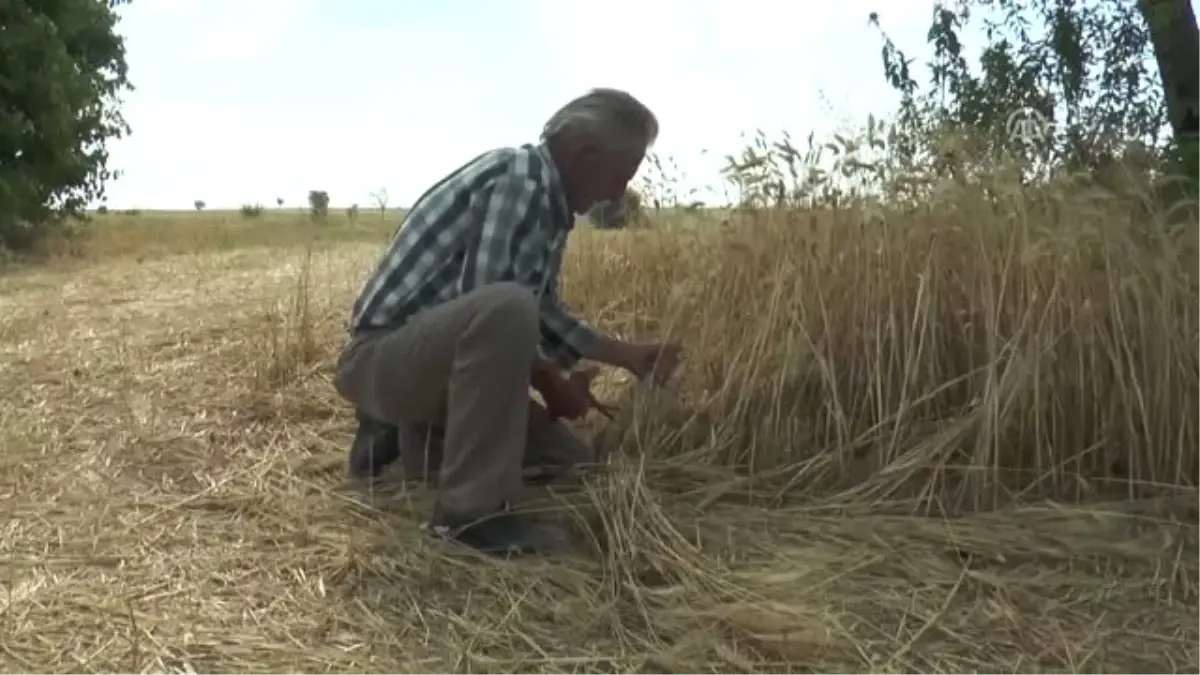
[565,144,645,214]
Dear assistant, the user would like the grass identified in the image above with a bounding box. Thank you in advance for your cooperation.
[45,210,399,261]
[0,174,1196,672]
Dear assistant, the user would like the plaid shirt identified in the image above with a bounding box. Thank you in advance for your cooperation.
[349,143,600,369]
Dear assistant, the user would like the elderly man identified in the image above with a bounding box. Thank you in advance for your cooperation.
[334,88,681,556]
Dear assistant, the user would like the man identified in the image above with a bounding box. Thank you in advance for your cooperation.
[333,88,682,556]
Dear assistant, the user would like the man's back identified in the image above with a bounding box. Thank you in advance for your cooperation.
[350,144,572,334]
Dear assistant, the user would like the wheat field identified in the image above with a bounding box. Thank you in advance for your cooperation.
[0,178,1197,673]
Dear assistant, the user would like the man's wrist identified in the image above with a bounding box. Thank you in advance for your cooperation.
[581,334,631,371]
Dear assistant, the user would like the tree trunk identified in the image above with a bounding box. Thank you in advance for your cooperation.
[1138,0,1199,180]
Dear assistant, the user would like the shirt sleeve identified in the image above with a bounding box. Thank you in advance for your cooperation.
[536,269,601,369]
[464,157,600,369]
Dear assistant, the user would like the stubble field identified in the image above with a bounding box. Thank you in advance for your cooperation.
[1,188,1197,672]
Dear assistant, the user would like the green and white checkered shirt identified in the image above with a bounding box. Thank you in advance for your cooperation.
[349,143,599,368]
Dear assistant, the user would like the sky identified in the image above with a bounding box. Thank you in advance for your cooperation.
[105,0,961,210]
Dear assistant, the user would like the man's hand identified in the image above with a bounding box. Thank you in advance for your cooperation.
[618,342,682,386]
[585,336,683,386]
[532,363,593,421]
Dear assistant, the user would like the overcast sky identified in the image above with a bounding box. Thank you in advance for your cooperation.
[105,0,982,209]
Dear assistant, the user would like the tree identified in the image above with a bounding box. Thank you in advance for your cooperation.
[276,197,284,208]
[308,190,330,221]
[239,203,264,218]
[1138,0,1199,180]
[870,0,1197,193]
[346,203,359,222]
[0,0,133,251]
[587,188,645,229]
[194,200,206,211]
[369,188,389,218]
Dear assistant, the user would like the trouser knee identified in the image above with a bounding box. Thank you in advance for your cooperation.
[462,282,540,352]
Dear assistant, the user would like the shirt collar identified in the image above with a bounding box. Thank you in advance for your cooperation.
[535,142,573,231]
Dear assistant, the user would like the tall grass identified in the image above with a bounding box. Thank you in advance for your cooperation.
[39,132,1200,514]
[567,138,1199,513]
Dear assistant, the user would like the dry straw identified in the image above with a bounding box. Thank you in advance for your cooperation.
[0,146,1196,672]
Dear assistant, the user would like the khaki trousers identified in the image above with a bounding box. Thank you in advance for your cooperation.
[333,282,593,519]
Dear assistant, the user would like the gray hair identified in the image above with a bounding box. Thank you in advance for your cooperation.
[541,88,659,159]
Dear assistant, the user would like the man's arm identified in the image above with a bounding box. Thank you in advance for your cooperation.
[575,331,632,370]
[538,282,629,370]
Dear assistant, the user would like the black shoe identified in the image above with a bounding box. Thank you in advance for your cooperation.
[347,412,401,480]
[425,509,569,557]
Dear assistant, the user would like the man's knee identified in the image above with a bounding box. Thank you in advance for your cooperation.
[465,282,540,346]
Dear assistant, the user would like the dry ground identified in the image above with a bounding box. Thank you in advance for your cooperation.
[1,198,1197,673]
